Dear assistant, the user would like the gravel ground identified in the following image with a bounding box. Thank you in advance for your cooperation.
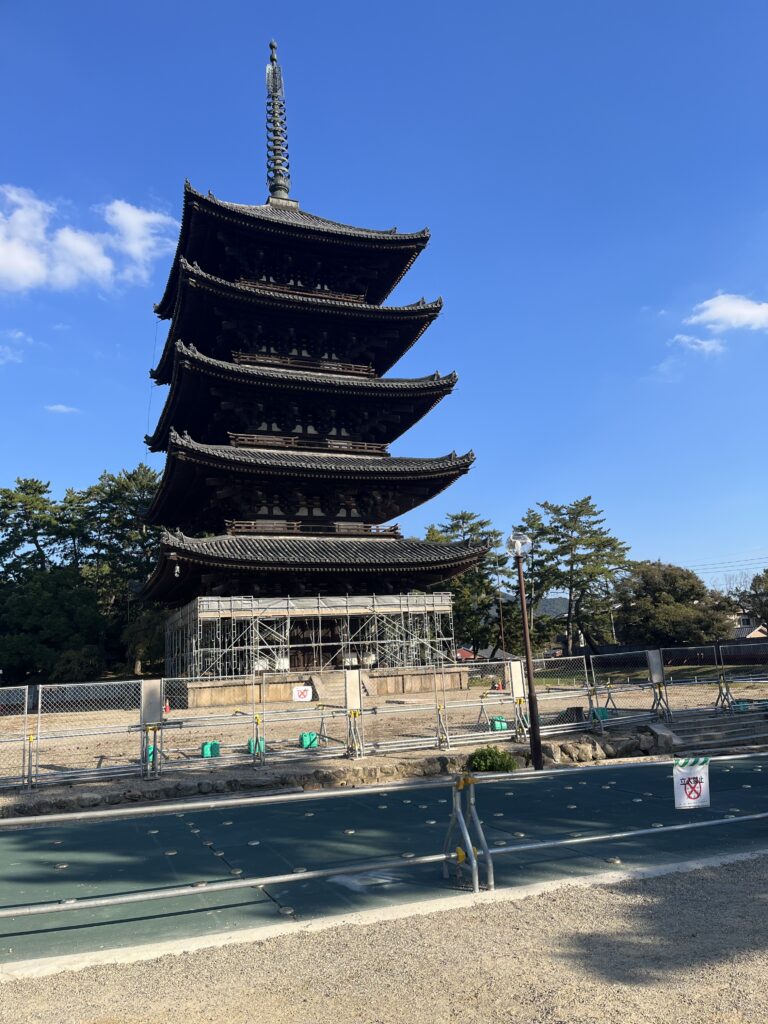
[2,855,768,1024]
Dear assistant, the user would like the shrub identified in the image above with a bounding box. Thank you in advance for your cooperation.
[466,745,518,773]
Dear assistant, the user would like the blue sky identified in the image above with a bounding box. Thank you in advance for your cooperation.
[1,1,767,586]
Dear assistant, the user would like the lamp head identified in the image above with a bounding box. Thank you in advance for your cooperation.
[508,531,532,558]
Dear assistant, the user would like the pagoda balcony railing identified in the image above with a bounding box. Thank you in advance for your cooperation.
[238,277,366,305]
[233,351,375,377]
[227,433,389,456]
[224,519,402,538]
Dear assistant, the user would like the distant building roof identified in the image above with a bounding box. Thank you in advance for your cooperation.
[730,624,768,640]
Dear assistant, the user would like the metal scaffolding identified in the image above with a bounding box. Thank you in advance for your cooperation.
[164,593,456,679]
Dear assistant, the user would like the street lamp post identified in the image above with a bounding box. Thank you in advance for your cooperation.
[509,531,544,771]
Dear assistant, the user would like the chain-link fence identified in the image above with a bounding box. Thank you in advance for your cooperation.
[0,687,29,788]
[537,687,593,735]
[720,642,768,683]
[532,656,589,689]
[34,680,143,783]
[5,641,768,791]
[590,650,651,687]
[661,645,719,683]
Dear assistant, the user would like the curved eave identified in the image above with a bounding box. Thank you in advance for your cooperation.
[146,343,457,452]
[141,533,488,602]
[151,261,442,384]
[155,182,431,317]
[145,436,475,525]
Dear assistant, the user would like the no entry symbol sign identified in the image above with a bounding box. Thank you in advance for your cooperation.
[673,757,711,809]
[292,685,313,703]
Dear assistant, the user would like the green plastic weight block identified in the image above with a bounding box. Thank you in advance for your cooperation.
[248,737,265,754]
[201,740,221,758]
[299,731,319,749]
[490,715,508,731]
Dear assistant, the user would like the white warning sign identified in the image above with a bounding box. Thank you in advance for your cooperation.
[673,757,711,810]
[292,685,313,703]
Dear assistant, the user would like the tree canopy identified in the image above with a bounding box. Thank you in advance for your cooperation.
[513,497,629,654]
[613,560,733,648]
[730,569,768,628]
[425,511,513,656]
[0,466,164,683]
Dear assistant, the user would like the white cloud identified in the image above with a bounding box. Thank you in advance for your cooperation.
[0,185,177,294]
[649,355,681,383]
[669,333,725,356]
[0,327,32,366]
[686,293,768,334]
[45,404,79,414]
[102,200,177,284]
[0,345,22,366]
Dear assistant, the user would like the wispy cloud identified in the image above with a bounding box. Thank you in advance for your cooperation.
[0,327,32,366]
[669,333,725,356]
[0,185,177,293]
[649,355,681,384]
[0,345,22,366]
[45,404,79,414]
[686,293,768,334]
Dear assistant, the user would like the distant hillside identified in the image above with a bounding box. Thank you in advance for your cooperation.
[534,596,568,618]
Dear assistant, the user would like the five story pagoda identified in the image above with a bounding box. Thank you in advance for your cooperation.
[143,43,485,607]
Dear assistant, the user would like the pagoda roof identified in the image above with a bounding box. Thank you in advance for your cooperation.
[156,182,431,316]
[145,431,474,526]
[146,342,457,451]
[141,530,487,603]
[152,260,441,384]
[169,430,473,477]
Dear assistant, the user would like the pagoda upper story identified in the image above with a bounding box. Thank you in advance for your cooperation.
[142,42,486,604]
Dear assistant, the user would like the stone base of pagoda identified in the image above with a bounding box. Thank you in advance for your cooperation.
[184,664,468,708]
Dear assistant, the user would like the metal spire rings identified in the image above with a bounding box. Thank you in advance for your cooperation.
[266,40,291,200]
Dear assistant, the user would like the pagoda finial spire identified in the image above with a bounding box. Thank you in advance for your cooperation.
[265,40,291,201]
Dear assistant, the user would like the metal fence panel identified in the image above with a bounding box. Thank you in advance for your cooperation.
[536,687,593,735]
[591,682,660,729]
[0,687,28,788]
[532,656,589,689]
[363,665,447,754]
[720,642,768,683]
[590,650,650,688]
[661,645,719,683]
[159,677,260,771]
[664,679,723,716]
[35,680,142,782]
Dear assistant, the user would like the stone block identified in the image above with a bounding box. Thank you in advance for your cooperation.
[540,741,562,763]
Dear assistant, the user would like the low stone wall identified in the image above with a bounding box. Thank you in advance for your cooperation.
[186,664,469,708]
[367,665,468,696]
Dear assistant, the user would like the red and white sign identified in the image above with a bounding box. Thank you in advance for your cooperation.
[673,757,710,809]
[292,685,313,703]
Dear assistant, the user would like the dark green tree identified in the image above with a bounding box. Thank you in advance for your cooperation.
[425,511,513,656]
[81,464,162,609]
[732,569,768,627]
[614,561,733,647]
[515,497,629,654]
[0,567,106,683]
[0,465,163,682]
[0,479,61,578]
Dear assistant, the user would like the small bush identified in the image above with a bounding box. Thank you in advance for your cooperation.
[466,745,519,773]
